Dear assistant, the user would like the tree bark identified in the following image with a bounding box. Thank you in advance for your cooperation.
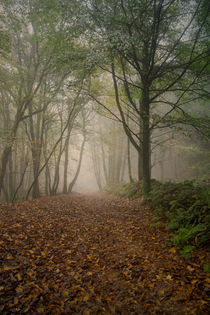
[0,107,24,194]
[63,123,72,194]
[68,135,86,193]
[141,85,151,194]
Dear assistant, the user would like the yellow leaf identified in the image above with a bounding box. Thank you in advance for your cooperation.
[37,307,45,313]
[7,254,14,260]
[14,297,18,305]
[16,286,23,294]
[187,266,194,272]
[158,289,165,296]
[169,247,176,254]
[4,265,14,271]
[83,294,90,302]
[166,275,172,280]
[0,286,4,291]
[66,250,71,254]
[63,290,69,297]
[17,273,22,281]
[24,306,30,313]
[205,277,210,285]
[95,295,101,303]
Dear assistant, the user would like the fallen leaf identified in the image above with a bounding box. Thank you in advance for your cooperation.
[17,273,22,281]
[83,293,90,302]
[169,247,176,254]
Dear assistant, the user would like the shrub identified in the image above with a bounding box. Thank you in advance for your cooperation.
[110,182,142,199]
[147,179,210,254]
[180,245,195,259]
[172,224,206,248]
[204,263,210,274]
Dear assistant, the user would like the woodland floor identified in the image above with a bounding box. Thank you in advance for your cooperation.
[0,193,209,314]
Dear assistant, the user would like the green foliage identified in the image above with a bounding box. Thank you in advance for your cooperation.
[204,263,210,274]
[0,29,10,54]
[150,216,165,229]
[172,224,206,248]
[180,245,195,259]
[147,180,210,254]
[108,181,142,199]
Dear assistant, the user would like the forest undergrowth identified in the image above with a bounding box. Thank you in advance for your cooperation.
[0,192,209,314]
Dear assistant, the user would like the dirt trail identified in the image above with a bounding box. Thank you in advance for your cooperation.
[0,193,209,314]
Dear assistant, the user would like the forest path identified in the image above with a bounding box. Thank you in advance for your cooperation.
[0,193,209,314]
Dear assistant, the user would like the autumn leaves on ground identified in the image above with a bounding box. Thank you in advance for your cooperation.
[0,193,209,314]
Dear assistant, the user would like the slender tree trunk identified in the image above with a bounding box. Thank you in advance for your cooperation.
[12,161,28,202]
[31,147,41,198]
[101,141,108,184]
[45,164,51,195]
[0,107,24,194]
[8,153,15,199]
[120,144,126,182]
[68,135,86,193]
[28,104,41,198]
[63,124,72,194]
[126,111,133,182]
[138,152,143,182]
[51,151,62,195]
[127,137,133,182]
[141,86,151,194]
[99,119,108,184]
[138,100,143,181]
[115,130,123,183]
[91,143,103,191]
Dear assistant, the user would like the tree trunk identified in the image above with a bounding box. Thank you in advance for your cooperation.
[141,86,151,194]
[138,100,143,181]
[91,143,103,191]
[127,137,133,182]
[63,124,72,194]
[68,135,86,193]
[0,106,24,194]
[8,153,15,200]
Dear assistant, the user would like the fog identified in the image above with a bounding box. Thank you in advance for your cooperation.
[0,0,209,202]
[68,145,98,194]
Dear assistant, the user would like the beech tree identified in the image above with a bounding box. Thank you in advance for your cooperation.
[0,0,88,199]
[84,0,210,193]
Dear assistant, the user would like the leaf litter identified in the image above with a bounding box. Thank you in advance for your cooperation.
[0,192,209,314]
